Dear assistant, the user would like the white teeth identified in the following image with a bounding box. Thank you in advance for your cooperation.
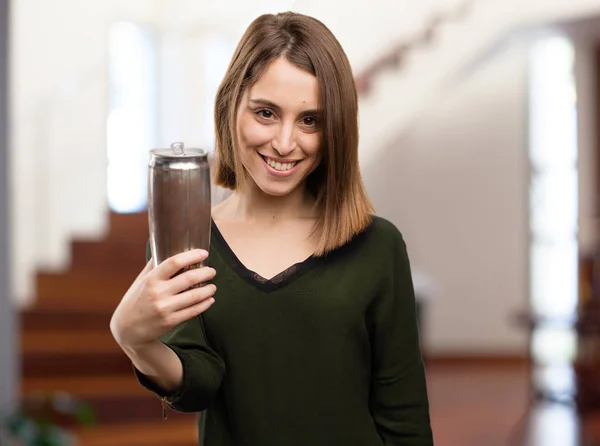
[266,158,297,171]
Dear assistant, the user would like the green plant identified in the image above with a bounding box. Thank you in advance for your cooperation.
[1,392,94,446]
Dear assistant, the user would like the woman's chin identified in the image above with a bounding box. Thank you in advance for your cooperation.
[258,185,296,198]
[255,178,303,198]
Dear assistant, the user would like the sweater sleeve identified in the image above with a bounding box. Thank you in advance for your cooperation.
[132,242,226,413]
[133,316,226,413]
[368,230,433,445]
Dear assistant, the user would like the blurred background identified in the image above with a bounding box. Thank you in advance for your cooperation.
[3,0,600,444]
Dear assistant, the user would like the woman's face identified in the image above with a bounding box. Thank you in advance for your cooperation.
[235,57,322,197]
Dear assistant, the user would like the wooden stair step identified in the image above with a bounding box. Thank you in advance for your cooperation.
[30,299,122,310]
[35,270,136,303]
[73,420,197,446]
[22,330,119,354]
[21,307,113,331]
[22,352,132,378]
[20,309,133,377]
[22,375,146,398]
[22,376,193,425]
[21,392,192,425]
[70,239,147,272]
[107,212,149,241]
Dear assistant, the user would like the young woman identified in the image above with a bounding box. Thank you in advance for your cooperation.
[110,11,433,446]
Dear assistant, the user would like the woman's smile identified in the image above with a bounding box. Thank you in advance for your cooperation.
[259,154,303,176]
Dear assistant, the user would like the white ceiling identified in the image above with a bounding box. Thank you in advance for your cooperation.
[159,0,462,71]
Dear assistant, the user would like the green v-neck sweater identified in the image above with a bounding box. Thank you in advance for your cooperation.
[136,216,433,445]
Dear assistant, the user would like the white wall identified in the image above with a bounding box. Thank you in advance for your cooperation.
[363,40,530,354]
[354,0,600,170]
[10,0,164,305]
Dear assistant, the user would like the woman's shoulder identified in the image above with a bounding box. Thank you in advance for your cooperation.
[363,215,406,248]
[331,214,406,262]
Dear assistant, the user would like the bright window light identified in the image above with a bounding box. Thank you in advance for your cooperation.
[528,34,578,362]
[107,22,158,213]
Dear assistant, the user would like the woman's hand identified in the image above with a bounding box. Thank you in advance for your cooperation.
[110,249,217,349]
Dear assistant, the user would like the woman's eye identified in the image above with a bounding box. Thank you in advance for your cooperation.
[257,109,274,119]
[302,116,317,127]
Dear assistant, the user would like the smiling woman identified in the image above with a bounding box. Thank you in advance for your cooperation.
[235,58,323,195]
[110,11,433,446]
[213,12,373,255]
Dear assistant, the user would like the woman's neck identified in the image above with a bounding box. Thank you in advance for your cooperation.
[219,181,316,224]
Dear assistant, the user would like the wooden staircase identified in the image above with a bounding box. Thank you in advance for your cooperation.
[19,212,198,446]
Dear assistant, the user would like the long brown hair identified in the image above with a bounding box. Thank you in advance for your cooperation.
[214,11,374,255]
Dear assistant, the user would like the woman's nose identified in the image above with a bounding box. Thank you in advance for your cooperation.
[272,122,295,156]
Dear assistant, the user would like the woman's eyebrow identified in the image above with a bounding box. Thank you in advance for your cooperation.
[249,98,281,112]
[249,98,321,116]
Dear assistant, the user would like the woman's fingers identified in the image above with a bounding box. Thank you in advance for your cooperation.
[170,297,216,327]
[168,283,217,314]
[136,259,154,280]
[167,266,217,294]
[154,249,209,280]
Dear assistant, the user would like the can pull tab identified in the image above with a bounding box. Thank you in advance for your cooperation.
[171,142,185,155]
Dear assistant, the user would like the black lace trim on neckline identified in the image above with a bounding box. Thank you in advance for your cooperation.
[210,219,319,293]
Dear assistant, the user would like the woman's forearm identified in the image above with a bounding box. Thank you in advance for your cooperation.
[120,339,184,394]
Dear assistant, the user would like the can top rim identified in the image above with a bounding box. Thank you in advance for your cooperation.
[150,148,208,158]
